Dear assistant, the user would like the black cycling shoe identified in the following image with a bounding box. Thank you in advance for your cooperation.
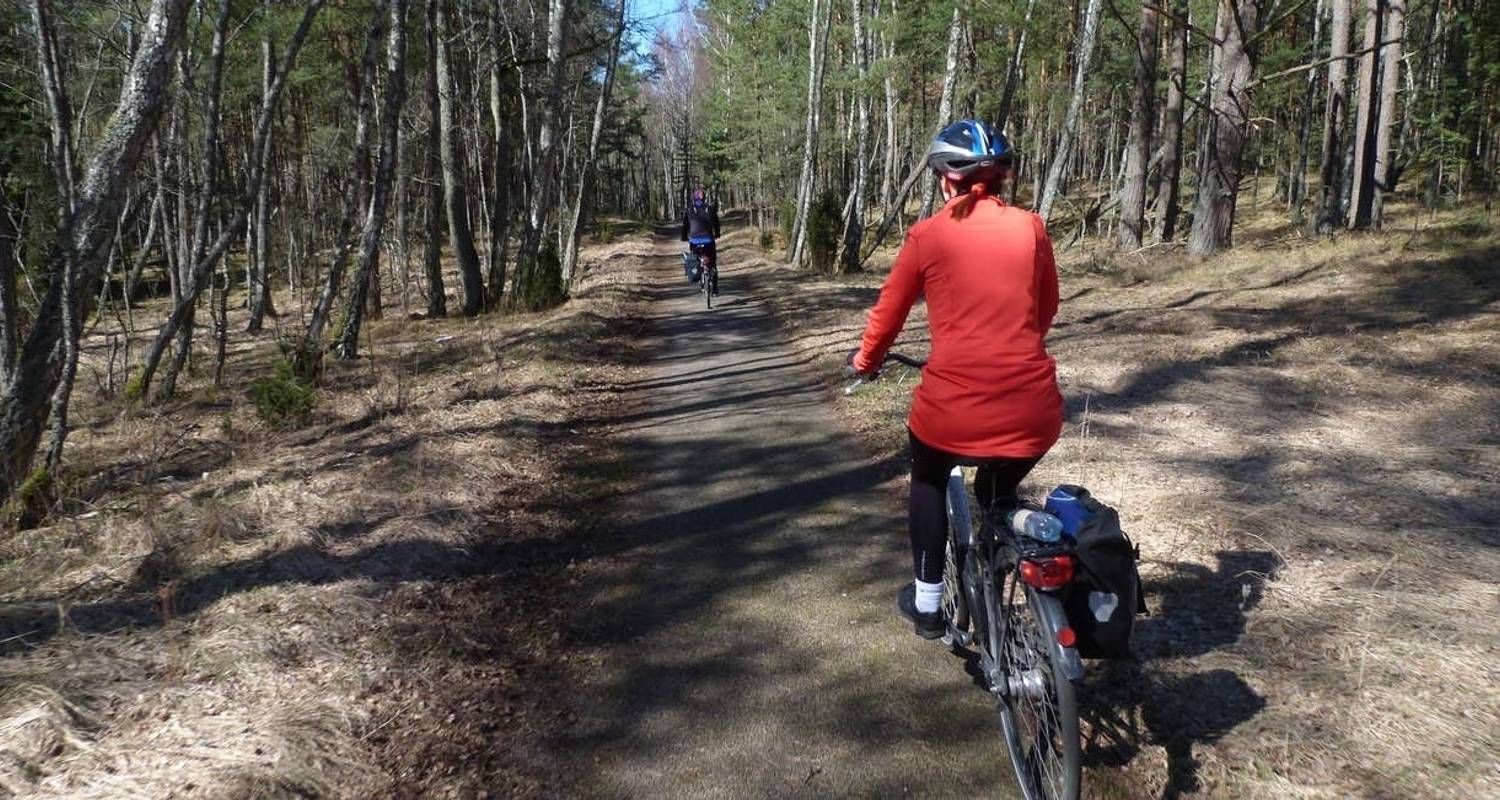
[897,583,945,640]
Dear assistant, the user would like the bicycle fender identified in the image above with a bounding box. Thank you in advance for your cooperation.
[1030,591,1085,684]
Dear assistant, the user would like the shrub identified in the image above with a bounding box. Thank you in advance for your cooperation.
[758,228,775,251]
[249,361,316,426]
[805,188,844,272]
[518,241,566,311]
[594,220,615,244]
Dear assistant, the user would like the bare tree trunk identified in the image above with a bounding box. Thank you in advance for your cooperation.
[1153,0,1189,243]
[333,0,407,360]
[512,0,569,308]
[135,0,324,397]
[1038,0,1104,221]
[838,0,871,273]
[0,0,189,506]
[1350,0,1383,229]
[561,0,627,284]
[434,0,485,315]
[299,0,384,374]
[921,7,964,218]
[1371,0,1405,226]
[0,200,16,390]
[1119,2,1160,249]
[788,0,830,265]
[159,0,233,400]
[1188,1,1263,255]
[422,0,447,318]
[247,36,276,332]
[1316,0,1352,234]
[485,2,511,308]
[878,0,899,215]
[994,0,1036,133]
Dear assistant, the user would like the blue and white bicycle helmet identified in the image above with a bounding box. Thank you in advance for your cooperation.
[925,120,1013,182]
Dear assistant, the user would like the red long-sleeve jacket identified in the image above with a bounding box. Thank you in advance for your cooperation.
[853,195,1063,458]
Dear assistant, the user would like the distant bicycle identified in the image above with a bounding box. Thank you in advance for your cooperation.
[682,248,718,309]
[848,351,1084,800]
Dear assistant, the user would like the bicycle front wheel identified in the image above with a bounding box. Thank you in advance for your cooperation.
[993,578,1081,800]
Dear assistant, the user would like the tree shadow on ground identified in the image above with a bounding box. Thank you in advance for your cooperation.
[1077,551,1280,798]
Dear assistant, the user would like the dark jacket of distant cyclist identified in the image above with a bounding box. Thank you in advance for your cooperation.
[681,200,721,244]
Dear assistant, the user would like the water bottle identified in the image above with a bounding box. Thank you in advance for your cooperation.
[1007,508,1064,543]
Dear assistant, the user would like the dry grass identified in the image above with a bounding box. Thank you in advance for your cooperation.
[0,237,649,798]
[730,197,1500,799]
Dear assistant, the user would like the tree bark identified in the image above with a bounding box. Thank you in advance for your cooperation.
[422,0,447,318]
[333,0,408,360]
[921,7,964,218]
[1153,0,1189,243]
[995,0,1036,134]
[1371,0,1405,226]
[1038,0,1104,221]
[1119,2,1161,249]
[485,2,511,308]
[512,0,570,308]
[1187,1,1263,255]
[561,0,627,285]
[0,0,189,506]
[1349,0,1383,229]
[434,0,485,315]
[247,35,277,331]
[1316,0,1352,234]
[838,0,871,273]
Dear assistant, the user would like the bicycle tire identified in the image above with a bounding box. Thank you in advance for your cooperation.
[993,577,1081,800]
[703,266,714,309]
[940,536,968,642]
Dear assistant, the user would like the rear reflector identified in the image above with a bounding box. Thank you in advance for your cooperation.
[1057,626,1077,648]
[1019,555,1075,590]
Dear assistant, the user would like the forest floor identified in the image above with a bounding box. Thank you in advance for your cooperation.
[713,202,1500,799]
[0,233,658,798]
[0,201,1496,799]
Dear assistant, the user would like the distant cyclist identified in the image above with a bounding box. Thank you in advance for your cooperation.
[681,188,721,293]
[850,120,1063,639]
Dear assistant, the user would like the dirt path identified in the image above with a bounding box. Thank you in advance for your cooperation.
[565,233,1019,797]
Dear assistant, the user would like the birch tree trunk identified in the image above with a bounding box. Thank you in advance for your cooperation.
[994,0,1036,134]
[1153,0,1189,243]
[293,0,383,379]
[1118,2,1160,249]
[435,0,485,315]
[921,6,964,218]
[1037,0,1103,221]
[1316,0,1352,234]
[512,0,569,309]
[788,0,830,265]
[333,0,408,360]
[134,0,324,398]
[247,36,276,332]
[0,0,189,505]
[485,3,511,308]
[1371,0,1405,226]
[1188,1,1263,255]
[561,0,627,285]
[838,0,871,273]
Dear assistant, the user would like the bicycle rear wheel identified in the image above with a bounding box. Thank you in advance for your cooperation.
[703,266,714,308]
[993,577,1081,800]
[940,537,968,643]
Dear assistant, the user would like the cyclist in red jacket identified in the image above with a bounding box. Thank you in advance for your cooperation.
[852,120,1063,639]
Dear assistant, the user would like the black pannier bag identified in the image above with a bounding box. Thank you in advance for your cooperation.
[1050,486,1147,659]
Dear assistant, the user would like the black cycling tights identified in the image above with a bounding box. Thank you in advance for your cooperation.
[909,430,1040,584]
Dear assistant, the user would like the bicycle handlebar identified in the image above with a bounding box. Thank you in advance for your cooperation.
[843,350,926,395]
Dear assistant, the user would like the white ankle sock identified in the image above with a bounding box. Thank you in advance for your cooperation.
[914,579,944,614]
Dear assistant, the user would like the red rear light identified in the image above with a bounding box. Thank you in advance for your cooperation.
[1056,626,1077,647]
[1019,555,1074,590]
